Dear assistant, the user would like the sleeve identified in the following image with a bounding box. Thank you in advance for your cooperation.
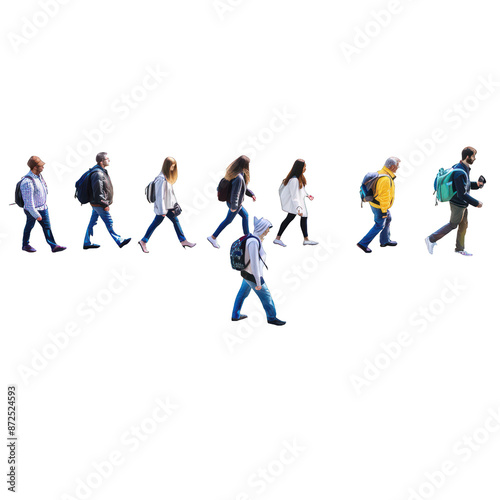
[91,171,109,207]
[156,177,167,214]
[247,239,263,286]
[289,178,302,213]
[245,187,255,198]
[20,178,40,219]
[454,172,479,207]
[470,181,479,190]
[376,177,391,216]
[230,176,243,211]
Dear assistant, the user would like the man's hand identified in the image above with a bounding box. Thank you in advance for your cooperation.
[36,217,42,221]
[478,181,484,188]
[477,201,483,208]
[255,286,262,291]
[162,214,166,217]
[104,206,110,212]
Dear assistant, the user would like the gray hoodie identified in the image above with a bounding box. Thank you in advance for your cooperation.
[244,217,272,286]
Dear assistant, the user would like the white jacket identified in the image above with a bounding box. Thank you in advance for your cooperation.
[153,174,178,215]
[279,177,308,216]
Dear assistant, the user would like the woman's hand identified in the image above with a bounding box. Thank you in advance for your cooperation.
[255,286,262,291]
[308,195,314,201]
[252,195,257,202]
[162,214,166,217]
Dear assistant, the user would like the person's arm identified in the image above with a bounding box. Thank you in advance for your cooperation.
[247,239,263,287]
[471,181,480,190]
[245,187,256,200]
[156,177,167,214]
[20,178,40,219]
[454,172,479,207]
[91,170,109,207]
[230,176,243,211]
[289,177,303,215]
[376,177,391,217]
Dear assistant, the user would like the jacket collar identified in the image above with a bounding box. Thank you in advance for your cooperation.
[381,166,396,179]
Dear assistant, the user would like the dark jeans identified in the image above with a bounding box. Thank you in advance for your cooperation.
[141,211,186,243]
[23,208,57,249]
[358,206,391,247]
[429,204,468,252]
[277,213,308,237]
[213,202,249,237]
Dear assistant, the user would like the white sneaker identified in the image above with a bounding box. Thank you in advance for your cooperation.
[303,240,318,245]
[273,239,286,247]
[425,237,436,255]
[207,236,220,249]
[456,250,473,256]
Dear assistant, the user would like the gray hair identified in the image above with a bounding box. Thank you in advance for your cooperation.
[96,152,108,165]
[384,157,400,168]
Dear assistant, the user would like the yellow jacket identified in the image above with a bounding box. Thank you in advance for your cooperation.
[369,166,396,215]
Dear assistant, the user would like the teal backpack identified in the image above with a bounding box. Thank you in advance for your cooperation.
[433,167,456,205]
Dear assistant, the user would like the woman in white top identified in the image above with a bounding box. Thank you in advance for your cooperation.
[274,159,317,247]
[231,217,286,326]
[138,157,195,253]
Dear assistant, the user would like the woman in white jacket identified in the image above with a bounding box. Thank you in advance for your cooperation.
[138,157,195,253]
[231,217,286,326]
[274,159,317,247]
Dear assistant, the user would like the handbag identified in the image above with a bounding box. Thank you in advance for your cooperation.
[172,202,182,216]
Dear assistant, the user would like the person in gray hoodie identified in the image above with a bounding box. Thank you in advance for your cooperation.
[231,216,286,326]
[207,155,256,248]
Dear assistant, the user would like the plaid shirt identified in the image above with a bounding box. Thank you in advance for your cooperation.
[20,171,48,219]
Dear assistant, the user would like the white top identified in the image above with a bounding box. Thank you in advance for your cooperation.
[244,236,267,287]
[279,177,308,216]
[153,174,177,215]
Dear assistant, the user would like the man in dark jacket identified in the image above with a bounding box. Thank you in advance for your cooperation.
[83,152,131,249]
[425,147,485,256]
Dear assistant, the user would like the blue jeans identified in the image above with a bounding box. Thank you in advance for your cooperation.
[358,206,392,247]
[141,211,186,243]
[84,206,123,246]
[23,208,57,249]
[232,278,277,321]
[213,203,249,237]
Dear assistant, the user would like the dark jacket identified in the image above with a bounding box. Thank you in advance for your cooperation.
[229,173,254,211]
[450,162,479,208]
[90,165,114,207]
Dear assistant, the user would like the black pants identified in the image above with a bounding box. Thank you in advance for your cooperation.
[277,213,308,238]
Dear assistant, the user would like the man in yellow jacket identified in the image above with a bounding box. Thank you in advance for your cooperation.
[357,157,400,253]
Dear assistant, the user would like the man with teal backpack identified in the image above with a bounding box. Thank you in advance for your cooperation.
[425,147,485,256]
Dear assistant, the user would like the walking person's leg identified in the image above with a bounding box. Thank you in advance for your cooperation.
[455,208,468,252]
[37,209,58,249]
[166,210,186,242]
[232,279,252,320]
[300,216,318,245]
[251,281,278,322]
[84,208,100,247]
[95,207,125,246]
[238,205,249,235]
[358,206,385,250]
[276,213,295,238]
[22,210,37,250]
[380,210,392,245]
[142,215,165,243]
[212,203,238,238]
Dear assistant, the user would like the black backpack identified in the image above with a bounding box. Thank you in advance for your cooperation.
[217,178,231,202]
[145,179,156,203]
[13,176,36,207]
[75,167,99,204]
[230,234,268,271]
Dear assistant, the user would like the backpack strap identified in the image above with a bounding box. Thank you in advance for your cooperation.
[246,235,269,270]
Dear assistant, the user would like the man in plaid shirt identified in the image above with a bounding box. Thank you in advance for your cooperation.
[20,156,66,253]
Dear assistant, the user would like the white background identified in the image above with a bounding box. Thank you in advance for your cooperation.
[1,1,500,499]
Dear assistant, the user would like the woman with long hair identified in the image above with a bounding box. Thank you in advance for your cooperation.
[207,155,256,249]
[138,157,195,253]
[274,159,317,246]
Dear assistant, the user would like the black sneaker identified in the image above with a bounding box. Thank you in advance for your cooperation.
[380,241,397,247]
[268,318,286,326]
[119,238,131,248]
[357,243,372,253]
[232,315,248,322]
[84,244,100,250]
